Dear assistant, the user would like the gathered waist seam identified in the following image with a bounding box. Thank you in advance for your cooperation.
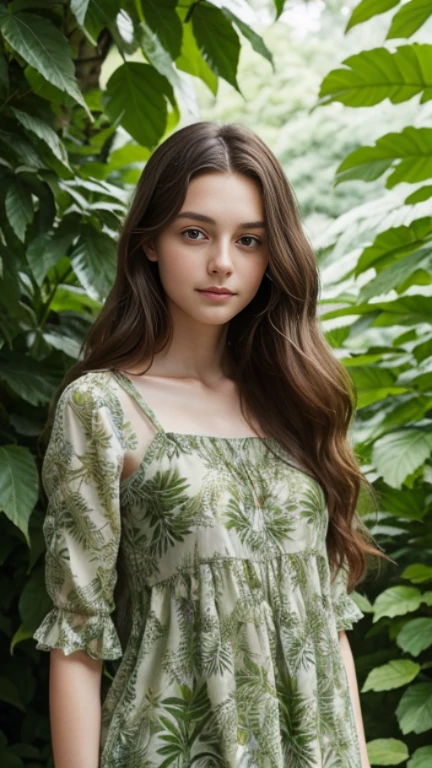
[140,549,327,589]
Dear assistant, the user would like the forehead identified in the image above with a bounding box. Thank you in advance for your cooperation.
[179,173,265,224]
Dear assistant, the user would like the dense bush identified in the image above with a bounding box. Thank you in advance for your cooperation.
[314,3,432,765]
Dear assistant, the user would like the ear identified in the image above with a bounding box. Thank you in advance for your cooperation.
[142,239,157,262]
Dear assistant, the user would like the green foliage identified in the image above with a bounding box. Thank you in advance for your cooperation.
[314,1,432,764]
[0,1,276,763]
[318,45,432,108]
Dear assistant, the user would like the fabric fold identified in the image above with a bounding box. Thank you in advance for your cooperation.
[33,606,123,660]
[332,592,364,631]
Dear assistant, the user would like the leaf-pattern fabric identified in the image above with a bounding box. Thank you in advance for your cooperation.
[33,370,364,767]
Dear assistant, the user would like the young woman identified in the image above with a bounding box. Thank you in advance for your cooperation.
[33,121,387,768]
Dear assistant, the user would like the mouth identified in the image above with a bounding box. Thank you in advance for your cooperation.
[196,289,236,300]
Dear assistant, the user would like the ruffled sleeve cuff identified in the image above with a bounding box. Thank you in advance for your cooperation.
[333,592,365,631]
[33,607,123,660]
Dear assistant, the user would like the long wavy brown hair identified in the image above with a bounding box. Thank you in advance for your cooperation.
[42,121,390,642]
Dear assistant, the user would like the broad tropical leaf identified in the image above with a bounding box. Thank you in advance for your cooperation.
[318,45,432,108]
[373,586,424,622]
[387,0,432,40]
[0,444,39,547]
[0,8,89,114]
[191,1,241,92]
[103,62,177,148]
[366,738,409,766]
[396,683,432,734]
[362,659,420,692]
[372,428,432,488]
[396,618,432,656]
[335,127,432,188]
[345,0,401,32]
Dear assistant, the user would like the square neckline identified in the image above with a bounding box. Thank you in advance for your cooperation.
[111,369,272,441]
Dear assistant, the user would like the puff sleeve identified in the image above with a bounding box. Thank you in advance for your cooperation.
[33,376,124,660]
[330,560,365,632]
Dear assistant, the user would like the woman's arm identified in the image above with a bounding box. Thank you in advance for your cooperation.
[49,649,103,768]
[338,629,371,768]
[32,380,125,765]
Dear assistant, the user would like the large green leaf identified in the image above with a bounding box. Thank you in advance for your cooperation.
[345,0,401,32]
[317,45,432,108]
[138,21,198,122]
[10,107,70,168]
[0,8,90,115]
[381,395,432,433]
[320,295,431,325]
[372,295,431,326]
[355,218,432,276]
[335,127,432,188]
[405,185,432,204]
[0,355,56,406]
[373,586,424,622]
[401,564,432,584]
[396,618,432,656]
[407,746,432,768]
[24,64,77,109]
[0,127,45,169]
[348,366,407,408]
[359,245,432,300]
[103,62,175,148]
[366,737,409,766]
[42,330,82,359]
[107,142,150,171]
[191,1,241,92]
[26,218,78,286]
[70,225,117,301]
[221,7,274,70]
[175,4,217,95]
[0,445,38,547]
[140,0,183,60]
[71,0,121,46]
[49,283,101,314]
[362,659,420,691]
[396,683,432,734]
[70,0,90,26]
[18,566,52,630]
[387,0,432,40]
[372,428,432,488]
[5,177,34,242]
[377,486,427,521]
[273,0,286,21]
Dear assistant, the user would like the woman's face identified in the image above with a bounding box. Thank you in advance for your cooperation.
[144,172,269,327]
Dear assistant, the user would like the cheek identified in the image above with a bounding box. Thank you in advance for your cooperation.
[241,259,268,293]
[157,248,197,292]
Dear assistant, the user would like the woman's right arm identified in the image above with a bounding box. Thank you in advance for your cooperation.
[49,650,103,768]
[32,378,125,767]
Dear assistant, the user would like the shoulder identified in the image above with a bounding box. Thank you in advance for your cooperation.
[55,370,128,448]
[59,369,120,405]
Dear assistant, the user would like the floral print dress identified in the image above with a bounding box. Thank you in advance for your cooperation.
[33,370,364,768]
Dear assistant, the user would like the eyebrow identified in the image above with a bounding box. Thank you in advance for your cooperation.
[175,211,266,229]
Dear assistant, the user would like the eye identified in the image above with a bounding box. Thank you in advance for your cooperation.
[181,229,261,247]
[239,235,261,248]
[182,228,206,241]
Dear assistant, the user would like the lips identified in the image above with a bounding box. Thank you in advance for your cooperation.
[198,289,235,295]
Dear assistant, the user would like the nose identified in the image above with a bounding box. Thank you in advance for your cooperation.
[207,237,234,275]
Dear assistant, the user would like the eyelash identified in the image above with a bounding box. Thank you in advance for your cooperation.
[181,228,261,248]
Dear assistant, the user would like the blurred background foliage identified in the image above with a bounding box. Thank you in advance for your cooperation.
[0,0,431,765]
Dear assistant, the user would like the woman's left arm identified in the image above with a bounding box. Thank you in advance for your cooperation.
[338,629,371,768]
